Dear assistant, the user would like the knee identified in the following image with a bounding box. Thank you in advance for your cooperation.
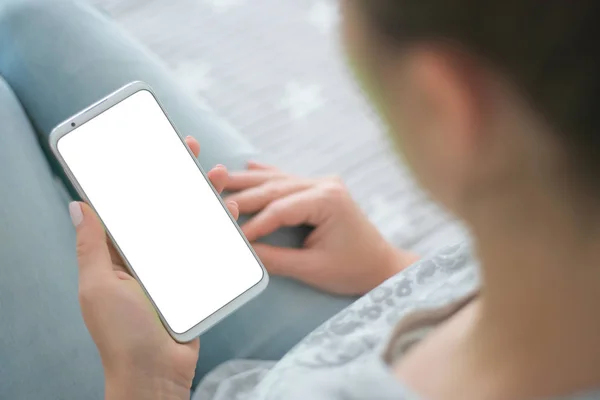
[0,0,49,47]
[0,0,87,76]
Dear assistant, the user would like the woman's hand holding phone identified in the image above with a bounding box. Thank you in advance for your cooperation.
[225,164,418,296]
[71,135,416,399]
[71,137,237,400]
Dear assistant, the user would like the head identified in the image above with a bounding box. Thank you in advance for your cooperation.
[341,0,600,220]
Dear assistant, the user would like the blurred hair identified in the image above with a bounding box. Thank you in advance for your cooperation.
[360,1,600,185]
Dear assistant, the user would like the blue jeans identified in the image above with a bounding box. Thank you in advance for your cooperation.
[0,0,355,397]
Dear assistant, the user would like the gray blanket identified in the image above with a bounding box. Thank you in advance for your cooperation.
[91,0,468,256]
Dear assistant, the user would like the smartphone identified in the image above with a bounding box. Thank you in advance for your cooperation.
[50,82,268,342]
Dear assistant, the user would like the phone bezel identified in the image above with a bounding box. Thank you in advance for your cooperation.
[49,81,269,343]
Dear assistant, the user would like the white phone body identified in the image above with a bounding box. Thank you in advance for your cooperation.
[49,81,268,342]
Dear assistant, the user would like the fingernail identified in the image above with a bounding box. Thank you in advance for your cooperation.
[215,164,225,169]
[69,202,83,227]
[227,200,238,208]
[186,135,193,139]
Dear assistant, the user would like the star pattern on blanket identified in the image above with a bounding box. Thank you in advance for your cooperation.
[279,82,325,120]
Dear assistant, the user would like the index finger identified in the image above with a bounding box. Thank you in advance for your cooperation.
[241,188,324,241]
[226,170,288,192]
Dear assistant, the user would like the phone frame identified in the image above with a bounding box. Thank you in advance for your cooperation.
[49,81,269,343]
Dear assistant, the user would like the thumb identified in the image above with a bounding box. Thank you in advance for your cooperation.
[69,202,112,277]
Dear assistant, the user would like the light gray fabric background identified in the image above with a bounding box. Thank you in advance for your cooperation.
[90,0,468,256]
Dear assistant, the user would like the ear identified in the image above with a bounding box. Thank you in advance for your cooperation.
[407,47,483,156]
[390,47,487,210]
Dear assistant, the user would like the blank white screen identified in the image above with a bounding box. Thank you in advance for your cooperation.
[58,90,264,334]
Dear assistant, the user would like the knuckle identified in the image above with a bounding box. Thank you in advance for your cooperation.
[264,182,283,199]
[75,239,94,260]
[265,200,286,218]
[320,178,347,200]
[327,175,345,185]
[78,280,102,305]
[315,177,350,210]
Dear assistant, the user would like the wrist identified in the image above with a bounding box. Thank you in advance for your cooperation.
[382,246,419,279]
[105,369,191,400]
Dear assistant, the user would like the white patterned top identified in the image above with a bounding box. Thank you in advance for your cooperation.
[193,243,600,399]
